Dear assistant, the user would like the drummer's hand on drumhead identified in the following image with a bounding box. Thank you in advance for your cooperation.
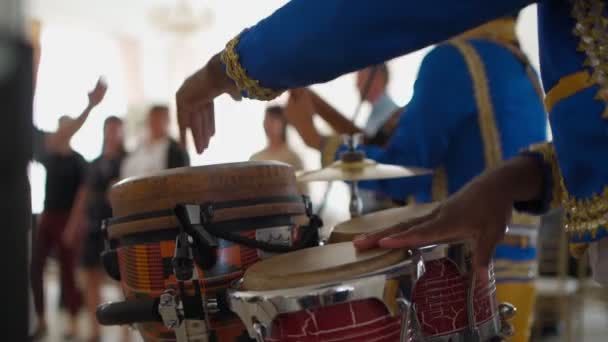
[354,155,545,273]
[176,53,241,153]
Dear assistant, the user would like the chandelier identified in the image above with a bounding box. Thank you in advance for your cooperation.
[148,0,214,35]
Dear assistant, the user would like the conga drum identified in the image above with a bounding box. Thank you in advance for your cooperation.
[98,162,321,341]
[328,203,438,244]
[229,241,513,341]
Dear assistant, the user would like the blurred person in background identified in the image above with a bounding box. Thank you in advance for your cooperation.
[120,105,189,179]
[250,105,308,194]
[284,66,402,213]
[30,79,107,339]
[63,116,126,342]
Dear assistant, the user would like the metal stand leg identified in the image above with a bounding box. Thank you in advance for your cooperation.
[397,298,412,342]
[253,321,267,342]
[465,272,481,342]
[349,181,363,218]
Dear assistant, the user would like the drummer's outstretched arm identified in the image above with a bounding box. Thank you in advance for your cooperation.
[223,0,534,97]
[176,0,533,153]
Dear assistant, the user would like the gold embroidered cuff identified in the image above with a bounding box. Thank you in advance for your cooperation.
[220,33,284,101]
[321,135,342,167]
[564,186,608,239]
[528,143,563,209]
[572,0,608,119]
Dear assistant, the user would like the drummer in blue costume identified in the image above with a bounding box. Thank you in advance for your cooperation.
[283,16,546,341]
[175,0,608,335]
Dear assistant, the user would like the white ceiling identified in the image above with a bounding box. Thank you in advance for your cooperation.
[28,0,215,36]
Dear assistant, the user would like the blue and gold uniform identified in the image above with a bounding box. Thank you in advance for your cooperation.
[220,0,608,264]
[216,0,608,339]
[320,29,547,205]
[313,20,547,342]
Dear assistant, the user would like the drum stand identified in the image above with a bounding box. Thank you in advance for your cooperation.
[342,134,364,218]
[158,211,214,342]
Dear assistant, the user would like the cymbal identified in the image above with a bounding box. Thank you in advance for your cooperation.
[296,159,432,183]
[328,203,439,243]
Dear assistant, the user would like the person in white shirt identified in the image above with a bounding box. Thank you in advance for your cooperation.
[250,106,307,195]
[121,105,189,179]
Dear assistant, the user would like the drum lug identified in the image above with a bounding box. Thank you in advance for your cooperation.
[159,291,180,329]
[498,302,517,320]
[464,272,481,342]
[498,302,517,339]
[410,249,426,280]
[397,298,412,342]
[407,303,425,342]
[499,321,515,338]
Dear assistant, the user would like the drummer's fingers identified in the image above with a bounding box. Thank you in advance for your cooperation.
[378,214,463,249]
[191,109,206,154]
[353,225,408,251]
[201,103,214,149]
[178,127,187,149]
[353,213,436,251]
[176,102,190,144]
[208,102,216,137]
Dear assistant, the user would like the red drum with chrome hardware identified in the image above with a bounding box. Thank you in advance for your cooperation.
[228,239,510,341]
[264,204,512,341]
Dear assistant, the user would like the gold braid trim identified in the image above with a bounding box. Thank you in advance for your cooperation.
[431,166,448,202]
[448,40,503,168]
[450,40,542,228]
[572,0,608,118]
[526,144,608,248]
[221,33,284,101]
[528,142,564,209]
[458,18,518,45]
[429,40,503,204]
[544,71,595,113]
[321,135,342,168]
[563,187,608,238]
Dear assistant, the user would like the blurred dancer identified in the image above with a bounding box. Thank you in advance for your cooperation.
[31,79,106,339]
[64,116,125,342]
[121,105,189,179]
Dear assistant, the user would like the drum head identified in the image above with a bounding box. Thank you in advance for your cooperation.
[110,161,298,217]
[329,203,439,243]
[243,242,408,291]
[108,161,306,238]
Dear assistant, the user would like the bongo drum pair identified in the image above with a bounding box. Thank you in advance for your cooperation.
[229,204,517,341]
[96,162,321,341]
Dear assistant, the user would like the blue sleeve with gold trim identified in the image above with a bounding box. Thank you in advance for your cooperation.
[225,0,534,97]
[354,44,477,200]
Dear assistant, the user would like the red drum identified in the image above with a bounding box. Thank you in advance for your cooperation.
[101,162,320,341]
[231,204,514,342]
[229,241,511,342]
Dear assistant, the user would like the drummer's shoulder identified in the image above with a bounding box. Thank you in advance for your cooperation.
[420,43,466,68]
[413,43,474,93]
